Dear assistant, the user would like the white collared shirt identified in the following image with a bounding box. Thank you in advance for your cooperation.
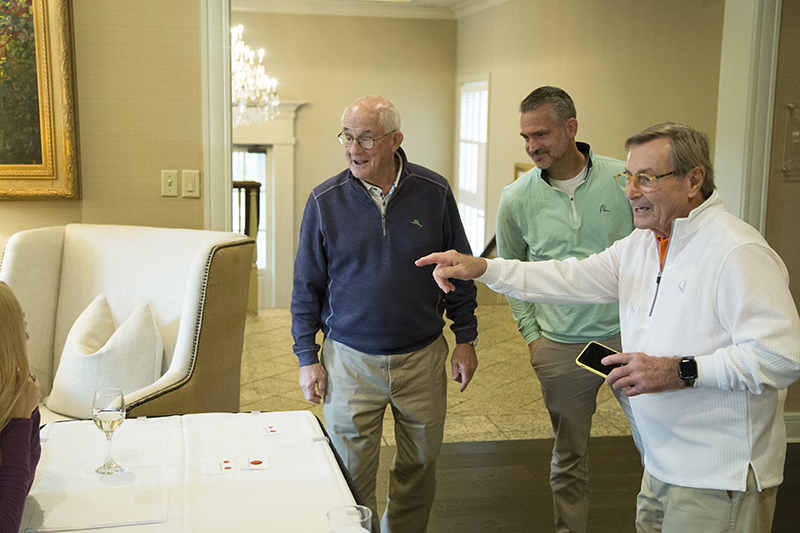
[548,161,588,198]
[358,153,403,215]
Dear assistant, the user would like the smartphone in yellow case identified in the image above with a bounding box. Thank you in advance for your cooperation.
[575,341,621,378]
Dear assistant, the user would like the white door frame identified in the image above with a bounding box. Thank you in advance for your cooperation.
[201,0,232,232]
[714,0,782,233]
[202,0,303,308]
[233,102,306,308]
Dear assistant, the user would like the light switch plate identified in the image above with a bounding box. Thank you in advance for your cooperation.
[182,170,201,198]
[161,170,178,197]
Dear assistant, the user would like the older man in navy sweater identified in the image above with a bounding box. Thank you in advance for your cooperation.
[291,96,478,533]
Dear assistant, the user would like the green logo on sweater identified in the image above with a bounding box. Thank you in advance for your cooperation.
[411,219,423,228]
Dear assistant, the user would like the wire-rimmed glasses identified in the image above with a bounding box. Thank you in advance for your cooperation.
[337,130,396,150]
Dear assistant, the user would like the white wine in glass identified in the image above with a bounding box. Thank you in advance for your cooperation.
[92,388,126,475]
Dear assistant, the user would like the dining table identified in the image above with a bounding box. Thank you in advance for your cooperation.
[19,411,361,532]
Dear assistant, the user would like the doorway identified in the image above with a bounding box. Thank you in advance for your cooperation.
[233,146,274,309]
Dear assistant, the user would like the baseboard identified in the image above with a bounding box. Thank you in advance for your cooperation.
[786,412,800,443]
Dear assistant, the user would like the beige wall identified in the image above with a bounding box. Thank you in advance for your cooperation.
[766,0,800,412]
[457,0,725,239]
[0,0,205,247]
[229,12,457,244]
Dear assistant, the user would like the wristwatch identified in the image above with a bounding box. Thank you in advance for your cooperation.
[467,338,478,347]
[678,356,698,388]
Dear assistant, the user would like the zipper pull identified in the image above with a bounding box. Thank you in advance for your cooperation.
[649,271,663,317]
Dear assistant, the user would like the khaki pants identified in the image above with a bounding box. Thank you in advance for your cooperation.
[636,468,778,533]
[531,336,642,533]
[322,336,448,533]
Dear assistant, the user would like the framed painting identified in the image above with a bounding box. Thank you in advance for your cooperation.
[0,0,78,199]
[515,162,533,181]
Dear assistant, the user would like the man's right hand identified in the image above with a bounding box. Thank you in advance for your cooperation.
[298,363,327,404]
[415,250,488,293]
[527,338,540,357]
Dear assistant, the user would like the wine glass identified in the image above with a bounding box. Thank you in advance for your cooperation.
[92,388,126,475]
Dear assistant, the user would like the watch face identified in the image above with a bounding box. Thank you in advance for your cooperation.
[679,358,698,379]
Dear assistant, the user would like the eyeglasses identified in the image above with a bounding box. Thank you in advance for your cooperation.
[614,171,675,191]
[338,130,396,150]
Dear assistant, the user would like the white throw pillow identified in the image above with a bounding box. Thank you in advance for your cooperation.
[45,294,164,419]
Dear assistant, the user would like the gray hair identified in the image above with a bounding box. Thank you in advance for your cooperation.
[519,86,576,123]
[625,123,716,199]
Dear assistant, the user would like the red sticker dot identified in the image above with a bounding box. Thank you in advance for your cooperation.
[250,460,263,465]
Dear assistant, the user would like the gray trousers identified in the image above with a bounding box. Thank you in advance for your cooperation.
[531,336,641,533]
[322,336,448,533]
[636,467,778,533]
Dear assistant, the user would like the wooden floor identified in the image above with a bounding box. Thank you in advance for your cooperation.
[375,438,799,533]
[774,442,799,533]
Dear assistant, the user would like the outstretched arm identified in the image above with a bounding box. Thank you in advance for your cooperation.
[415,251,487,293]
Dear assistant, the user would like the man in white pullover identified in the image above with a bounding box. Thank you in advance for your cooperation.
[416,123,800,533]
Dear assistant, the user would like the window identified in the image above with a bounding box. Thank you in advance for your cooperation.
[457,81,489,255]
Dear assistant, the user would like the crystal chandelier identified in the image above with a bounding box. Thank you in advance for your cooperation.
[231,25,279,125]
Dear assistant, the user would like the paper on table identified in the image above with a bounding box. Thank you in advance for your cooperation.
[24,487,168,532]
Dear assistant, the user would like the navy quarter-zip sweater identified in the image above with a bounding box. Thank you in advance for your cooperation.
[291,148,478,367]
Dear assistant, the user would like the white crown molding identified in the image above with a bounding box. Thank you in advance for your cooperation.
[451,0,511,19]
[232,0,511,20]
[233,0,454,19]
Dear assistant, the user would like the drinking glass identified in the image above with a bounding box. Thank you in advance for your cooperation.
[92,388,126,475]
[327,505,371,533]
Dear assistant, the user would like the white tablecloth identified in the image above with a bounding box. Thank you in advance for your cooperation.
[20,411,358,532]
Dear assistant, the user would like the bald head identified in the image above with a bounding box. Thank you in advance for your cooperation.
[343,96,401,134]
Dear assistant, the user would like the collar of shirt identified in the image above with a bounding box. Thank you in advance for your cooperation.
[548,161,589,197]
[540,141,593,185]
[358,152,403,213]
[655,234,669,269]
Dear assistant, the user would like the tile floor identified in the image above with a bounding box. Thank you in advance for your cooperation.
[240,293,634,445]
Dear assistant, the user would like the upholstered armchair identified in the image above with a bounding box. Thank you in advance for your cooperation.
[0,224,254,424]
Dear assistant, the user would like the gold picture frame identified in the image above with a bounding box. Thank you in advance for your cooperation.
[0,0,79,199]
[515,162,533,181]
